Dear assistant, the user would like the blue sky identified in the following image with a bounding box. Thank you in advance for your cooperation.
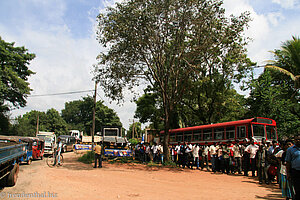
[0,0,300,130]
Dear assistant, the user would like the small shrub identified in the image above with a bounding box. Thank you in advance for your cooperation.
[78,151,95,164]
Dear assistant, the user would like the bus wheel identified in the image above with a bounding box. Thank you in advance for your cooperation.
[41,156,43,160]
[7,163,19,187]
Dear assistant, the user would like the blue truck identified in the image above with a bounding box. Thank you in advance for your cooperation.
[0,135,26,187]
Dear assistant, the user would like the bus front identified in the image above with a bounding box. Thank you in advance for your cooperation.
[250,117,278,142]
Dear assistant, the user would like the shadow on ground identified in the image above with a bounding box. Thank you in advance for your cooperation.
[242,176,283,200]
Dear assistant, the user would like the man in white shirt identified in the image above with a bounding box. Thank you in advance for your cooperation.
[157,143,164,164]
[245,138,259,176]
[232,140,242,174]
[151,143,158,162]
[193,144,200,169]
[209,143,217,172]
[175,143,181,164]
[203,142,210,171]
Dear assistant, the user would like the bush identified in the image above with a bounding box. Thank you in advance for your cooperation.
[78,151,95,164]
[128,138,139,145]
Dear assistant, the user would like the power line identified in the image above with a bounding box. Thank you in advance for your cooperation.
[28,89,94,97]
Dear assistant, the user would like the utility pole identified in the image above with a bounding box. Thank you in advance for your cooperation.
[132,119,135,138]
[36,114,39,136]
[92,81,98,151]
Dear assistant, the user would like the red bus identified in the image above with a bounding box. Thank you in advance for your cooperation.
[161,117,278,145]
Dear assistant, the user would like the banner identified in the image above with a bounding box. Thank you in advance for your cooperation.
[74,144,133,157]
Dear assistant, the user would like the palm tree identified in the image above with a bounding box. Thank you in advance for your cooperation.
[265,36,300,90]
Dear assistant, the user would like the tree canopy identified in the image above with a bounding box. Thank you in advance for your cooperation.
[0,36,35,133]
[61,96,122,135]
[12,109,68,137]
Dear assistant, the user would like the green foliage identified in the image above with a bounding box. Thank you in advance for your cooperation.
[78,151,95,164]
[128,138,139,145]
[266,35,300,91]
[180,77,248,126]
[0,36,35,133]
[61,96,122,134]
[246,70,300,137]
[162,160,177,167]
[11,109,68,136]
[249,36,300,138]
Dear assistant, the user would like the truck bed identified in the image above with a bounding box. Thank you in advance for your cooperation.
[0,140,26,165]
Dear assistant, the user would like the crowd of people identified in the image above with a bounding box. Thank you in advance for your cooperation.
[134,135,300,200]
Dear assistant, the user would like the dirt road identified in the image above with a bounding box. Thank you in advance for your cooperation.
[1,152,283,200]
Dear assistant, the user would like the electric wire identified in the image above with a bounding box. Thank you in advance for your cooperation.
[28,89,94,97]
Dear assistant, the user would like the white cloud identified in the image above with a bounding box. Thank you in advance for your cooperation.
[267,12,285,26]
[272,0,297,9]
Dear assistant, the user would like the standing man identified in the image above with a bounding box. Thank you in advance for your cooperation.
[209,143,217,172]
[257,138,269,184]
[245,138,259,176]
[286,135,300,200]
[192,144,200,169]
[203,142,210,171]
[145,143,151,162]
[94,142,102,168]
[233,140,242,174]
[158,143,164,164]
[53,138,62,166]
[151,143,158,163]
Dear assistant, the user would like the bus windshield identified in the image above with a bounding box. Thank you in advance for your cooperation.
[252,124,265,137]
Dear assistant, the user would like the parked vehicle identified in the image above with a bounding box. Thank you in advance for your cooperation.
[36,132,56,155]
[58,135,76,152]
[18,137,34,165]
[0,135,26,187]
[32,138,44,160]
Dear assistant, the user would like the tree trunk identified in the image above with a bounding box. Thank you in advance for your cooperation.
[162,93,171,162]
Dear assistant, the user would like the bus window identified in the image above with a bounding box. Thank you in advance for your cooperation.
[226,127,235,139]
[266,126,277,140]
[160,135,164,143]
[176,133,183,142]
[184,132,192,142]
[252,124,265,137]
[203,129,212,141]
[214,128,224,140]
[237,126,246,138]
[193,130,201,141]
[170,134,176,142]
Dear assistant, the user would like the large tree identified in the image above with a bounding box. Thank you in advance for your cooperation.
[61,96,122,135]
[95,0,253,159]
[0,36,35,133]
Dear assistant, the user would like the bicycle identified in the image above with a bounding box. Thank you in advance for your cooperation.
[46,151,64,167]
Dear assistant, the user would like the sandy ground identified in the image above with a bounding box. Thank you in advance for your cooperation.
[0,152,283,200]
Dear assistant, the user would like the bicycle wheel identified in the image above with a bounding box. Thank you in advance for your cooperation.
[47,155,55,168]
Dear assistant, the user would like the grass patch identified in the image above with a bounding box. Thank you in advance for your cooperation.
[147,161,161,167]
[162,161,177,168]
[78,151,95,164]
